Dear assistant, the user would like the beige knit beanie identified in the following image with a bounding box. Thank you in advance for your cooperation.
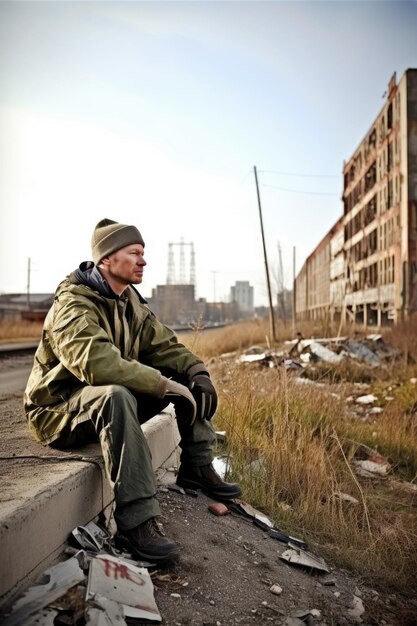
[91,218,145,264]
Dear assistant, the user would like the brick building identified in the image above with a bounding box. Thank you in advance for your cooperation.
[295,69,417,326]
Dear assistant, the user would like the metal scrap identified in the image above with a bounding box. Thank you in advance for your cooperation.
[343,339,380,367]
[2,553,87,626]
[86,554,161,622]
[72,522,111,553]
[280,546,329,574]
[228,499,307,549]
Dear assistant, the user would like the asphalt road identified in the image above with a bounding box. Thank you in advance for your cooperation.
[0,350,33,395]
[0,367,30,395]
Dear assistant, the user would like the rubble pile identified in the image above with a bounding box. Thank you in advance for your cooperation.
[2,521,162,626]
[236,334,403,372]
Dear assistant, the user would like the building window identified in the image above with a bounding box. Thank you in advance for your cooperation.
[388,179,393,208]
[387,102,393,131]
[365,162,377,193]
[387,142,393,172]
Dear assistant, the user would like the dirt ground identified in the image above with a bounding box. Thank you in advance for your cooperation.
[151,476,416,626]
[1,354,417,625]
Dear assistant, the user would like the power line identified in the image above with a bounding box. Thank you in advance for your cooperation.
[259,169,340,179]
[261,183,339,196]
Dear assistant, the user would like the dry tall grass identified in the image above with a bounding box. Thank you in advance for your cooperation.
[185,319,417,594]
[0,319,43,342]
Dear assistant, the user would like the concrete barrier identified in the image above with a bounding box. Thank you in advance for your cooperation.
[0,408,180,606]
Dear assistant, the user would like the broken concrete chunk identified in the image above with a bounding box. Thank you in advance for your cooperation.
[355,394,377,405]
[270,584,283,595]
[370,406,383,414]
[348,594,365,622]
[308,341,344,364]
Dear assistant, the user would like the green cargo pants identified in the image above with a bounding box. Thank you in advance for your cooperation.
[52,384,216,531]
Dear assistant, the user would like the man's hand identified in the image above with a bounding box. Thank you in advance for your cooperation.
[165,379,197,426]
[189,374,218,420]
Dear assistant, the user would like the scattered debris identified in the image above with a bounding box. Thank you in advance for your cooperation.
[353,459,391,478]
[290,608,322,622]
[355,394,377,405]
[72,521,111,553]
[352,446,392,478]
[238,352,268,363]
[348,594,365,622]
[330,492,360,506]
[215,430,227,443]
[283,359,304,370]
[86,554,161,622]
[270,584,283,595]
[208,502,230,516]
[343,339,381,367]
[84,595,126,626]
[268,528,307,550]
[370,406,383,414]
[238,334,403,376]
[229,500,274,528]
[228,499,307,549]
[212,455,230,479]
[167,483,186,495]
[2,553,87,626]
[282,617,305,626]
[280,546,329,574]
[307,341,344,364]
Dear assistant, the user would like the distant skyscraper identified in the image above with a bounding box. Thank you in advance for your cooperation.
[230,281,254,316]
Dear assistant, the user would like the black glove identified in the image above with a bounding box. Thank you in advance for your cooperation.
[165,379,197,426]
[189,374,218,420]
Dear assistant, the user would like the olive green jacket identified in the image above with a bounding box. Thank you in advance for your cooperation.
[24,273,206,444]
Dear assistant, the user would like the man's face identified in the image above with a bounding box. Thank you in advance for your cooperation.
[103,243,147,286]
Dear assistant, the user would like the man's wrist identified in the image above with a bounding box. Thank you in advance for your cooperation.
[187,363,210,381]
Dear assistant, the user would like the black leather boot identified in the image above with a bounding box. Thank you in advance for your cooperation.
[114,517,179,564]
[177,463,241,500]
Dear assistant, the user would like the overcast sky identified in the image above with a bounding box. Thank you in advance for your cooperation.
[1,0,416,306]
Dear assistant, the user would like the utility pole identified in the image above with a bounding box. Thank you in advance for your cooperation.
[254,165,276,342]
[277,241,286,320]
[26,257,31,310]
[292,246,296,336]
